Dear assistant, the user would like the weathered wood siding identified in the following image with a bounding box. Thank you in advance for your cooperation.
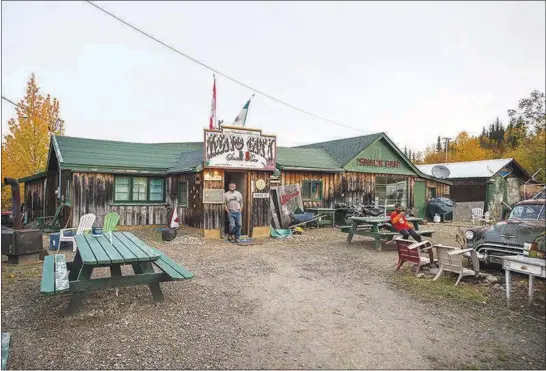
[279,170,452,209]
[24,178,46,221]
[280,171,342,208]
[249,171,271,234]
[202,172,224,231]
[168,173,203,229]
[72,172,169,227]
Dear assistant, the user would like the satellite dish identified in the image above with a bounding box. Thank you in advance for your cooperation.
[431,165,451,179]
[498,165,513,178]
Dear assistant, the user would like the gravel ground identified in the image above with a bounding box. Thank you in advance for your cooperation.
[2,222,545,370]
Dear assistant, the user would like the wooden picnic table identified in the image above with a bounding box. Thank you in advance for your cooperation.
[341,216,435,251]
[305,208,336,228]
[41,231,193,315]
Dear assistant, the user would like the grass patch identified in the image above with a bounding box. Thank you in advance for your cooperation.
[389,267,488,304]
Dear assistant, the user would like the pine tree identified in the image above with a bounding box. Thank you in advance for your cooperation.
[436,136,442,152]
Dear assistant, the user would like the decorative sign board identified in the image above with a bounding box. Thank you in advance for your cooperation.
[204,126,277,170]
[255,179,266,190]
[357,158,401,168]
[203,189,224,204]
[253,192,269,199]
[204,173,223,181]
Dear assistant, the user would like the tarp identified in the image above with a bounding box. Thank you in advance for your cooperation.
[428,197,455,219]
[270,226,293,239]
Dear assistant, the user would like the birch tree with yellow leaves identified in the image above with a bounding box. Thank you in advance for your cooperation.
[1,73,65,209]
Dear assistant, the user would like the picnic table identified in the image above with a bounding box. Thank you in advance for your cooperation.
[305,208,336,228]
[41,231,193,315]
[340,216,435,251]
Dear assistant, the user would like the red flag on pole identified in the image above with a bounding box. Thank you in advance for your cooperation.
[209,75,216,130]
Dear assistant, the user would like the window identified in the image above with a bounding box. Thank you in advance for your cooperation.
[375,177,407,209]
[428,187,437,199]
[178,181,188,207]
[114,176,165,202]
[302,180,322,201]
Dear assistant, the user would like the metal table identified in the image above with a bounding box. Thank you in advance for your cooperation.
[502,255,546,308]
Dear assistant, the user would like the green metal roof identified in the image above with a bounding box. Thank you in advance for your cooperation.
[53,135,202,172]
[277,147,341,171]
[169,149,204,173]
[18,171,47,183]
[296,133,382,167]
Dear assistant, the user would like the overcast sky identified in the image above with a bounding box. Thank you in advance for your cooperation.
[2,1,545,151]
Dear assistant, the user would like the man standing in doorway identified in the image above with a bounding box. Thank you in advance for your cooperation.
[225,181,243,243]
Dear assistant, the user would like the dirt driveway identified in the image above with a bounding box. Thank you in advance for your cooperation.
[2,225,545,369]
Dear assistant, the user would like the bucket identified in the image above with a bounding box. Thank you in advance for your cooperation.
[92,226,103,235]
[433,214,441,223]
[49,232,60,250]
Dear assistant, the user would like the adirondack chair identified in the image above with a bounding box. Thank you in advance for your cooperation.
[433,244,480,285]
[394,238,433,276]
[59,213,96,252]
[102,212,120,241]
[37,201,71,232]
[471,208,484,225]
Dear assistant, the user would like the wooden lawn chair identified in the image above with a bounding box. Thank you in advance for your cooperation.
[59,213,96,252]
[37,201,71,232]
[102,212,120,242]
[433,244,480,285]
[394,238,433,276]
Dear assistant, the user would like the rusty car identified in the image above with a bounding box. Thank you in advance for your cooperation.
[461,198,545,264]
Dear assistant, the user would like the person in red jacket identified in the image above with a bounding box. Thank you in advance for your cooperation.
[390,204,436,264]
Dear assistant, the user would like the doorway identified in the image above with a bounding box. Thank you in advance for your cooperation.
[224,171,249,236]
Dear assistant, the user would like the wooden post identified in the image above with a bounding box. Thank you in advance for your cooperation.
[505,269,511,308]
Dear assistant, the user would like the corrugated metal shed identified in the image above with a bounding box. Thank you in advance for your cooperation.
[296,133,381,166]
[53,135,202,172]
[417,159,514,179]
[277,147,341,171]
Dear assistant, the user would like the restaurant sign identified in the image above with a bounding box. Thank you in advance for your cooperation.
[204,126,277,170]
[357,158,401,168]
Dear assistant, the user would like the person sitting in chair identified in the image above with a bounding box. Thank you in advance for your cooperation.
[390,203,436,265]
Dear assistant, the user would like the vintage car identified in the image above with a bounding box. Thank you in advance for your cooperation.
[462,198,545,265]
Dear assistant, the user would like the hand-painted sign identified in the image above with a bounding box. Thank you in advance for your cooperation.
[358,158,401,168]
[253,193,269,199]
[205,126,277,170]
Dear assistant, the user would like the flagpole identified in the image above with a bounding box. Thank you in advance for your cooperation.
[214,74,217,129]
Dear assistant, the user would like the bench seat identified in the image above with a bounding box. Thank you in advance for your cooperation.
[148,247,194,281]
[41,255,70,296]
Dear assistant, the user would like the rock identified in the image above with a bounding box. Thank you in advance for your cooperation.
[486,275,499,284]
[429,268,439,275]
[417,273,425,278]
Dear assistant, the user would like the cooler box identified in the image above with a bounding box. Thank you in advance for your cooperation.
[49,231,74,250]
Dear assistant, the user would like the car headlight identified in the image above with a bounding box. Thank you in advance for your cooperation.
[465,230,475,240]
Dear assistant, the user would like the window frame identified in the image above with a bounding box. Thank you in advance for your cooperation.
[113,176,166,203]
[302,180,323,201]
[375,176,408,209]
[178,181,189,207]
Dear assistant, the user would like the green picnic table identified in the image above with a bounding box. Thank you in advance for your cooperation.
[305,208,336,228]
[341,216,435,251]
[40,231,194,315]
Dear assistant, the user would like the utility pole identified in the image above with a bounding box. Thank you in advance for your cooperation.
[441,137,452,163]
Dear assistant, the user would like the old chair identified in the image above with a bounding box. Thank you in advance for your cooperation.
[433,244,480,285]
[37,201,71,232]
[59,213,96,252]
[394,238,433,276]
[102,212,120,241]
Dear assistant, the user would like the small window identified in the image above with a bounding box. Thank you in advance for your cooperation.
[302,180,323,201]
[115,177,131,201]
[149,178,165,201]
[428,187,437,199]
[178,181,188,207]
[114,176,165,202]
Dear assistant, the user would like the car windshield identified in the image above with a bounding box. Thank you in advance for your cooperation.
[508,204,545,220]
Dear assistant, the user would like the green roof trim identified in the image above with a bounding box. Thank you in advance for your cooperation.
[18,172,47,183]
[276,147,341,171]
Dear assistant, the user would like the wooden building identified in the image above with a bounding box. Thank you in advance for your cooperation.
[277,133,451,218]
[417,159,533,220]
[20,129,450,237]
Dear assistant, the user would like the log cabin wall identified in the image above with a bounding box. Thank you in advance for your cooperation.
[24,178,46,221]
[168,173,203,229]
[280,170,342,208]
[72,172,169,227]
[203,171,224,231]
[248,171,271,233]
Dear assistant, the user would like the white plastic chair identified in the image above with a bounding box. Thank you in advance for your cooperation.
[59,213,96,252]
[471,208,484,225]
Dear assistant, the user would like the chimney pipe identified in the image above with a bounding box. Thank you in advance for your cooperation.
[4,177,22,230]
